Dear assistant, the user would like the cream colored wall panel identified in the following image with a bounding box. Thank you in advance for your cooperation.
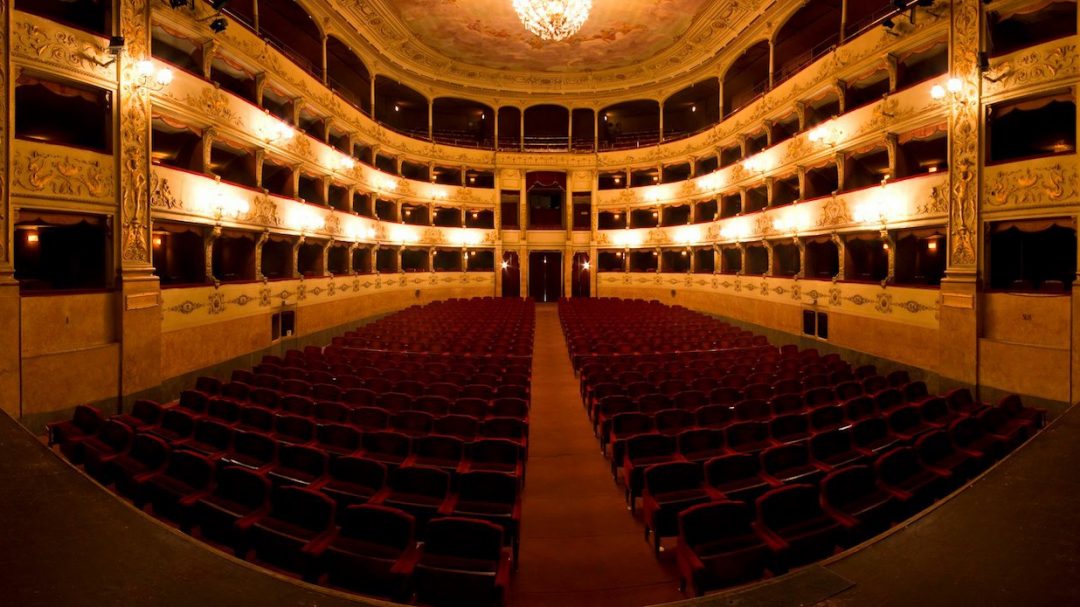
[21,344,119,416]
[983,293,1070,349]
[21,293,117,357]
[979,339,1070,402]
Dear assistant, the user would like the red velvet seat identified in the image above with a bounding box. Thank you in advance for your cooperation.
[642,461,717,554]
[219,429,277,472]
[193,466,271,555]
[413,517,511,607]
[315,423,362,458]
[915,429,984,483]
[321,456,387,508]
[810,428,868,469]
[111,433,171,507]
[676,501,771,596]
[461,438,525,480]
[82,419,135,483]
[820,465,897,544]
[977,406,1030,451]
[761,441,828,485]
[442,471,523,565]
[360,431,412,469]
[147,449,215,527]
[321,504,417,600]
[180,419,234,458]
[704,453,778,503]
[754,484,842,569]
[875,446,949,513]
[370,466,451,528]
[267,443,328,488]
[145,408,198,444]
[113,399,163,431]
[623,433,679,511]
[250,486,336,580]
[404,435,465,475]
[676,428,727,464]
[725,421,774,453]
[770,412,811,444]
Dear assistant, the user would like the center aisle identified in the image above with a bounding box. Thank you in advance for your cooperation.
[508,304,682,607]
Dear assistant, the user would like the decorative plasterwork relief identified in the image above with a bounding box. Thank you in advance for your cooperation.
[183,86,244,128]
[817,196,851,227]
[246,192,281,227]
[984,164,1080,209]
[12,148,114,202]
[420,228,445,245]
[119,0,152,266]
[150,173,181,209]
[324,212,343,236]
[645,229,671,245]
[984,43,1079,96]
[0,0,8,273]
[11,14,114,81]
[917,185,949,215]
[947,0,981,269]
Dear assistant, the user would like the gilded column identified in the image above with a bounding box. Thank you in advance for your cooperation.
[939,0,982,389]
[118,0,162,408]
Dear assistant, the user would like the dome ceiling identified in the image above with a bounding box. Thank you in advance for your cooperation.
[377,0,715,73]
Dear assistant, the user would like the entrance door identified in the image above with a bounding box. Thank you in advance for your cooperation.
[571,252,591,298]
[528,251,562,302]
[501,251,520,298]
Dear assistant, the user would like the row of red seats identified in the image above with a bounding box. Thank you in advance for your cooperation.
[48,297,535,606]
[558,297,1044,596]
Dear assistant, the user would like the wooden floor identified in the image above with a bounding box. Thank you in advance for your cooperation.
[507,304,682,607]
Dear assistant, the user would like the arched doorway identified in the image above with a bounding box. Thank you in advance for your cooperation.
[501,251,520,298]
[528,251,562,302]
[571,252,591,298]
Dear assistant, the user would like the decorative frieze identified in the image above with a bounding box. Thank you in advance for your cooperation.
[984,163,1080,209]
[12,145,114,203]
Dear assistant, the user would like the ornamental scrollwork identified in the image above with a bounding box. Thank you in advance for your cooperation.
[984,165,1080,208]
[150,173,181,209]
[817,195,851,227]
[917,185,949,215]
[246,193,282,227]
[11,17,112,79]
[984,44,1079,95]
[13,149,113,201]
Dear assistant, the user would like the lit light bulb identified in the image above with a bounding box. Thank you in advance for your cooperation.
[135,60,155,77]
[155,68,173,86]
[946,77,962,93]
[582,261,591,270]
[930,85,946,100]
[501,261,509,270]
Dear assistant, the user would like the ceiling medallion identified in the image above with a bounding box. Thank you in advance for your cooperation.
[512,0,592,42]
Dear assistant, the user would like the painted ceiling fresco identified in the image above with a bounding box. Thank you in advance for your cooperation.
[382,0,715,73]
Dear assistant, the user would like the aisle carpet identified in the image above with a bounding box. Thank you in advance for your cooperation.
[507,304,683,607]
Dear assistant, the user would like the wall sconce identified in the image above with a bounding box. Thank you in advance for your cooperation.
[259,111,295,144]
[501,260,510,270]
[582,261,591,270]
[807,124,844,147]
[930,77,965,103]
[133,60,173,91]
[742,155,768,175]
[152,234,164,247]
[207,181,250,220]
[926,238,939,251]
[25,230,40,244]
[291,206,325,234]
[336,155,356,171]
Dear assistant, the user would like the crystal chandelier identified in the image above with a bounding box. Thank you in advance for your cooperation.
[512,0,592,42]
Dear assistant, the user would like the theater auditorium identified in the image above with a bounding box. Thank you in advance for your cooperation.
[1,0,1079,605]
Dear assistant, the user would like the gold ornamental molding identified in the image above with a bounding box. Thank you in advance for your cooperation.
[984,42,1080,97]
[12,143,115,204]
[119,0,153,267]
[246,192,282,227]
[150,173,181,210]
[946,0,980,269]
[984,162,1080,209]
[817,196,852,228]
[11,11,116,84]
[1,0,9,276]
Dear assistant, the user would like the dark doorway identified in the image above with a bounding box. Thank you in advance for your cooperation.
[529,251,562,302]
[571,252,591,298]
[501,251,521,298]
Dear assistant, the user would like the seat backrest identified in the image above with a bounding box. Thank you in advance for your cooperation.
[318,423,361,448]
[415,435,465,459]
[761,442,810,473]
[339,503,415,548]
[679,501,753,545]
[363,431,411,455]
[644,461,703,496]
[423,517,503,561]
[278,443,328,474]
[677,428,724,453]
[821,465,875,508]
[756,484,821,529]
[704,453,759,484]
[131,400,163,424]
[469,438,521,464]
[810,428,852,459]
[458,471,518,504]
[330,456,387,488]
[216,465,270,508]
[390,466,450,497]
[166,450,213,488]
[875,446,919,483]
[233,429,277,462]
[626,433,676,459]
[131,433,170,467]
[271,486,335,531]
[99,419,134,451]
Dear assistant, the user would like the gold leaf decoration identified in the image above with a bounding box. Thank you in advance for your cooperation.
[985,165,1080,208]
[13,149,113,201]
[150,173,181,209]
